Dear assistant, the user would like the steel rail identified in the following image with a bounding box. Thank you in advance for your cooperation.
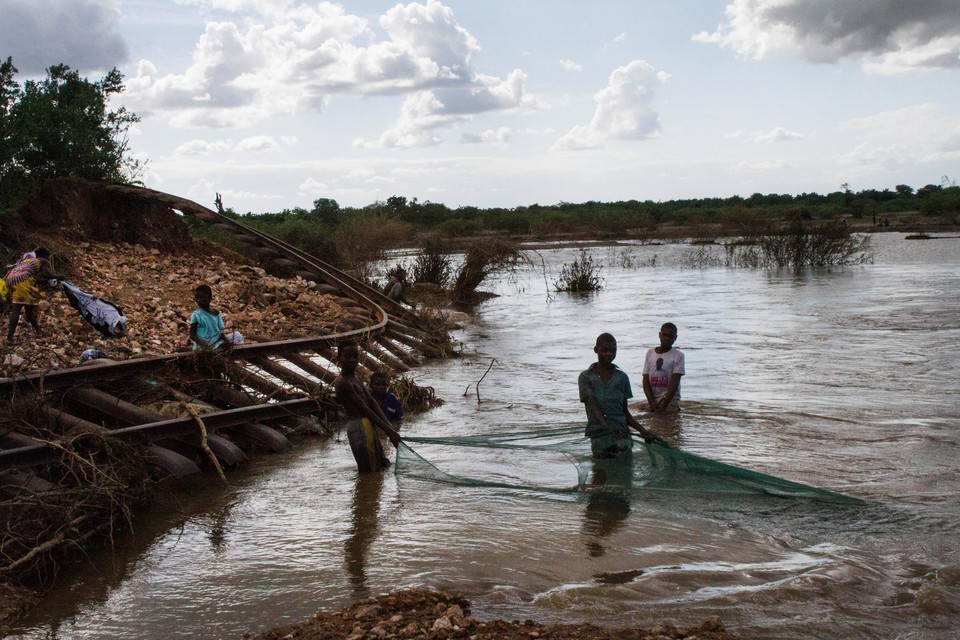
[0,328,382,395]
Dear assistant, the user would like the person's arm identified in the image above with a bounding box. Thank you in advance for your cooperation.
[642,374,658,412]
[189,321,202,347]
[340,380,401,447]
[656,373,682,411]
[37,261,64,284]
[622,399,653,440]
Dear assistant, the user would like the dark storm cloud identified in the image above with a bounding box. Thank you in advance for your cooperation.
[696,0,960,71]
[766,0,960,63]
[0,0,128,75]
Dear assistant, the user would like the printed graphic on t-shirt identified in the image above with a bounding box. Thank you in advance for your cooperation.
[649,357,669,390]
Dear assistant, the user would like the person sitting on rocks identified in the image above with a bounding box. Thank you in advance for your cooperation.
[188,284,242,350]
[383,267,408,303]
[5,247,63,345]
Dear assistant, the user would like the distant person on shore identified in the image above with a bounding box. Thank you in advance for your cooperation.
[335,340,401,472]
[642,322,685,413]
[4,247,63,345]
[368,371,403,429]
[579,333,656,459]
[188,284,242,350]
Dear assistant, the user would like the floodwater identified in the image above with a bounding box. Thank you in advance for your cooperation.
[10,233,960,639]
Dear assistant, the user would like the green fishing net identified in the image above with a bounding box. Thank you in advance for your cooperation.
[395,425,859,502]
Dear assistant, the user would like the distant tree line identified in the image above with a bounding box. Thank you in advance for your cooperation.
[206,179,960,256]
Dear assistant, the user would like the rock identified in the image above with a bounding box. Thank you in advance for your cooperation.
[445,605,464,623]
[355,604,381,620]
[697,616,724,633]
[3,354,26,367]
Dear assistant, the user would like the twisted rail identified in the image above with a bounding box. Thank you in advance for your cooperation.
[0,185,440,480]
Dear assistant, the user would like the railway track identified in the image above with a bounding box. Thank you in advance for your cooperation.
[0,185,441,487]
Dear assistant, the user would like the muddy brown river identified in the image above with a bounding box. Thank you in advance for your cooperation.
[9,233,960,639]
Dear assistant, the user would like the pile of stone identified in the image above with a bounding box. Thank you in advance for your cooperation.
[2,238,366,374]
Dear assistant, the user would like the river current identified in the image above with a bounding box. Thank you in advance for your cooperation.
[10,233,960,639]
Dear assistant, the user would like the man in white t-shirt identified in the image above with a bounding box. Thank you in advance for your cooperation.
[642,322,685,413]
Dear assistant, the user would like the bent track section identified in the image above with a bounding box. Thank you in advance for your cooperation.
[0,185,440,481]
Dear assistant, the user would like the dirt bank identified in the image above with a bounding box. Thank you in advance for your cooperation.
[248,589,740,640]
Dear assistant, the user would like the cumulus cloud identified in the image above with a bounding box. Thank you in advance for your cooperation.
[694,0,960,73]
[125,0,539,142]
[175,139,235,156]
[560,59,583,72]
[365,69,541,148]
[553,60,668,151]
[838,103,960,172]
[753,126,804,142]
[461,127,512,144]
[614,32,627,43]
[298,177,328,195]
[174,135,286,155]
[236,135,281,152]
[0,0,128,74]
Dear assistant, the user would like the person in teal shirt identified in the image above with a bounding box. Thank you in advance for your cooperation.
[578,333,656,458]
[189,284,241,350]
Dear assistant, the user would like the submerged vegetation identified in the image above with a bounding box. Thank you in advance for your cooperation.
[412,235,453,287]
[555,249,604,292]
[451,238,524,305]
[685,221,872,269]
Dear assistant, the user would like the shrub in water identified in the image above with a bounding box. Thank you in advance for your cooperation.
[412,236,452,287]
[554,249,603,292]
[451,238,523,304]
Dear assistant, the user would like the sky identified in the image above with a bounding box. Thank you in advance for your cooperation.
[3,0,960,214]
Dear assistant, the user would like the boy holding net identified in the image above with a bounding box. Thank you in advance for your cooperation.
[579,332,657,458]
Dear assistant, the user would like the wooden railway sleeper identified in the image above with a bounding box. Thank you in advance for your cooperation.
[63,386,247,468]
[41,405,201,477]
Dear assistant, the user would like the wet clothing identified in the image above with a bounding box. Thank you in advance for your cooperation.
[578,363,634,457]
[346,417,391,472]
[643,347,685,410]
[382,392,403,423]
[190,307,225,349]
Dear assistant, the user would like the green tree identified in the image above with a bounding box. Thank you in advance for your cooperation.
[0,59,141,209]
[310,197,341,226]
